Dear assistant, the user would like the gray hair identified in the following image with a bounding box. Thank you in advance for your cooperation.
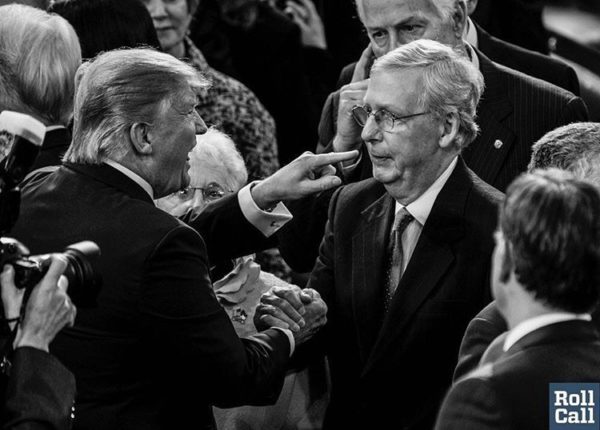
[0,4,81,126]
[355,0,461,23]
[191,128,248,191]
[65,48,207,164]
[528,122,600,187]
[371,39,483,150]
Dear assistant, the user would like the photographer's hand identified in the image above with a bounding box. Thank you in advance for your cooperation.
[4,255,76,353]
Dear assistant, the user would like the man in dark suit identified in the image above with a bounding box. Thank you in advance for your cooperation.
[279,0,587,273]
[453,121,600,381]
[9,48,349,430]
[259,40,503,429]
[435,169,600,430]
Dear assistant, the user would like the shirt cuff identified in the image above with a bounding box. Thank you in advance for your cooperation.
[271,327,295,356]
[238,182,293,237]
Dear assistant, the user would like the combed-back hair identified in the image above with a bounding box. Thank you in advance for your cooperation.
[0,4,81,125]
[50,0,161,60]
[371,39,484,150]
[65,48,207,164]
[528,122,600,186]
[500,168,600,313]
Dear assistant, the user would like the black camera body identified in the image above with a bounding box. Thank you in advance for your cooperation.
[0,238,101,308]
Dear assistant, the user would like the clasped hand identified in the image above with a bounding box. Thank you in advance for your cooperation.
[254,285,327,346]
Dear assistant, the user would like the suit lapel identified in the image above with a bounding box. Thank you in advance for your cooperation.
[351,192,395,363]
[362,159,470,376]
[461,49,515,187]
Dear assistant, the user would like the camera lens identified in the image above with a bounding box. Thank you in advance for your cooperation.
[61,241,102,308]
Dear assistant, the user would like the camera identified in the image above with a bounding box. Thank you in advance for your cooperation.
[0,238,101,308]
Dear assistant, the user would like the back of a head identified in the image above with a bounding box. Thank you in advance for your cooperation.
[528,122,600,187]
[50,0,161,60]
[0,4,81,125]
[66,48,205,164]
[371,39,484,151]
[500,169,600,313]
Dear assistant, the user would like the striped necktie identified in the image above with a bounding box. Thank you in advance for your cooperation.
[384,208,414,311]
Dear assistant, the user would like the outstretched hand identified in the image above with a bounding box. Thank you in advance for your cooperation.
[251,150,358,209]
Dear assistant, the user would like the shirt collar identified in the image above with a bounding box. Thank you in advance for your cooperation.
[463,17,479,49]
[464,41,480,71]
[504,312,592,351]
[45,125,67,132]
[395,156,458,226]
[104,159,154,200]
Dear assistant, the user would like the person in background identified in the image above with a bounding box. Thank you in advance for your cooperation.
[435,169,600,430]
[49,0,161,60]
[0,4,80,175]
[453,121,600,381]
[143,0,279,182]
[1,255,77,430]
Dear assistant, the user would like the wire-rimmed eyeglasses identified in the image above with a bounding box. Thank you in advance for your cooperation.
[351,105,430,132]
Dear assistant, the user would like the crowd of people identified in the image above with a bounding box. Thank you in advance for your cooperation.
[0,0,599,429]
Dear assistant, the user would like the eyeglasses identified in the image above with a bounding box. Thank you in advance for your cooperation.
[351,105,430,132]
[176,182,233,203]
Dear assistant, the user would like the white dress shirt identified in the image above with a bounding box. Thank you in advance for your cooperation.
[503,312,592,351]
[394,157,458,274]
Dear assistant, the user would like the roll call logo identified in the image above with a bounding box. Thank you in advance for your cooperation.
[550,383,599,430]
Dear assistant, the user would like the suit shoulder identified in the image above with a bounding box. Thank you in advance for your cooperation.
[492,61,579,102]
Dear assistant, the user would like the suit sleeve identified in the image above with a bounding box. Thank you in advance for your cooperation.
[434,377,508,430]
[139,225,289,407]
[3,347,76,430]
[453,305,507,381]
[186,193,277,264]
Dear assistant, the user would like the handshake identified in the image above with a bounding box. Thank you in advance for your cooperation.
[254,285,328,346]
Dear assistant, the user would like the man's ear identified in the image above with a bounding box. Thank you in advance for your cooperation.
[129,122,153,155]
[452,0,468,39]
[499,239,514,283]
[438,112,460,150]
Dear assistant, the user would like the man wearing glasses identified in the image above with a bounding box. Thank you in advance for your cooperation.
[257,39,502,430]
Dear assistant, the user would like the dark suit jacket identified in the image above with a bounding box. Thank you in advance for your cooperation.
[436,320,600,430]
[302,158,502,429]
[2,347,75,430]
[10,163,290,430]
[474,23,579,95]
[28,127,71,174]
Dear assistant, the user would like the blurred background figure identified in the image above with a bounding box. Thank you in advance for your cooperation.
[156,128,330,430]
[142,0,279,182]
[0,3,80,174]
[49,0,161,60]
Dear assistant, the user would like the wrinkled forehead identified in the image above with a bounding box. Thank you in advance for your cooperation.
[356,0,446,26]
[366,67,424,109]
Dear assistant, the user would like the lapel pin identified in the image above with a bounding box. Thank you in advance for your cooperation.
[493,139,503,149]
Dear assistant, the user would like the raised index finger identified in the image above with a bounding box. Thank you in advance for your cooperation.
[307,150,359,167]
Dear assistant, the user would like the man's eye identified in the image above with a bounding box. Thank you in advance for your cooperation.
[402,24,420,33]
[370,30,387,41]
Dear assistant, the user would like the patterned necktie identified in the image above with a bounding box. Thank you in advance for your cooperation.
[384,208,414,311]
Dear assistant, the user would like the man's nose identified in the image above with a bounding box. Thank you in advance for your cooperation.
[195,114,207,135]
[361,114,382,143]
[147,0,167,18]
[390,32,403,52]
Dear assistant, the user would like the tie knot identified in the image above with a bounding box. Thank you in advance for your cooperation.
[393,208,414,234]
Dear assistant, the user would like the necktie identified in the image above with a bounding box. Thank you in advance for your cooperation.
[384,208,414,311]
